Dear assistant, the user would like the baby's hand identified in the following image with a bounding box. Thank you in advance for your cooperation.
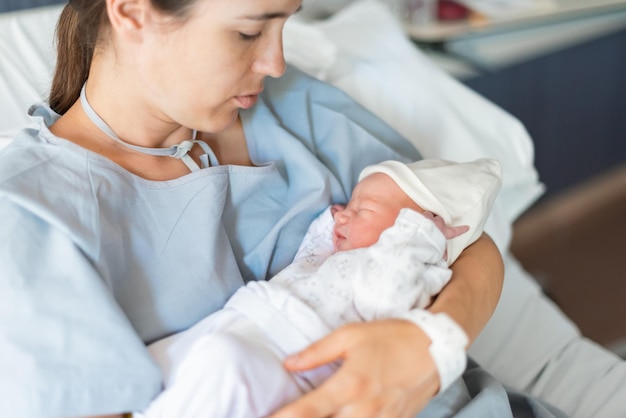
[330,204,345,217]
[422,211,469,240]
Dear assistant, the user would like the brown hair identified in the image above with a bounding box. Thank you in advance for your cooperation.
[49,0,197,115]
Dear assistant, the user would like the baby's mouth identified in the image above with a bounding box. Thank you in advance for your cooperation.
[333,226,346,241]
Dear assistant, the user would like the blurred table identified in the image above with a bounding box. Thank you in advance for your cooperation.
[405,0,626,42]
[412,0,626,74]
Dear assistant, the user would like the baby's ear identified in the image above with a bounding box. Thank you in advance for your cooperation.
[422,211,469,240]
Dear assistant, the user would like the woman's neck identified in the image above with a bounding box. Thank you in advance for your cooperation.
[49,102,193,180]
[49,99,252,181]
[199,118,252,167]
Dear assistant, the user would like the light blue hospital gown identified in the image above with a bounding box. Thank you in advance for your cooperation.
[0,66,419,417]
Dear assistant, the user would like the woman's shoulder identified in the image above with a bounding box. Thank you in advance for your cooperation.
[0,114,86,190]
[0,124,98,235]
[0,126,62,186]
[0,109,104,242]
[1,103,141,192]
[1,103,70,165]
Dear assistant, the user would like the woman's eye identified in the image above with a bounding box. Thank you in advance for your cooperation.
[239,32,261,41]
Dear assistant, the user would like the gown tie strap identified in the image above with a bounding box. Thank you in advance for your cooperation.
[79,83,219,171]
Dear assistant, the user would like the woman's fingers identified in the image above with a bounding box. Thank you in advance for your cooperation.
[270,375,346,418]
[272,326,358,417]
[271,320,440,418]
[283,324,351,371]
[271,361,390,418]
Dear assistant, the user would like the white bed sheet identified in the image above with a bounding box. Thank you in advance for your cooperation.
[0,5,58,143]
[1,2,624,417]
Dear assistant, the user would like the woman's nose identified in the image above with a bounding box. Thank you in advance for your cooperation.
[253,34,286,78]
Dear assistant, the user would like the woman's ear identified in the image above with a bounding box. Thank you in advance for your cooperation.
[106,0,150,42]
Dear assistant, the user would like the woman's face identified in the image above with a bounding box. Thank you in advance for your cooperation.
[135,0,302,134]
[332,173,421,252]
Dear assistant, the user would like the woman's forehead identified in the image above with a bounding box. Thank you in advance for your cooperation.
[199,0,302,19]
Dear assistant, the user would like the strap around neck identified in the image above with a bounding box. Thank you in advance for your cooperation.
[79,83,219,171]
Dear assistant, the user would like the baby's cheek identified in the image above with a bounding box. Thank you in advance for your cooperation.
[351,228,379,250]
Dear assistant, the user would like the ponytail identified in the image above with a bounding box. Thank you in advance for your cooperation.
[49,1,106,115]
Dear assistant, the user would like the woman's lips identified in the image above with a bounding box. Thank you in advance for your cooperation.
[235,94,259,109]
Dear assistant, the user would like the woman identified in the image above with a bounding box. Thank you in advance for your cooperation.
[0,0,503,417]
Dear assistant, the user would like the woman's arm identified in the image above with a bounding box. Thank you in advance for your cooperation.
[429,233,504,344]
[270,233,504,418]
[0,199,161,418]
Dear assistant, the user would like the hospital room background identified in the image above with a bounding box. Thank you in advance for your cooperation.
[1,0,624,362]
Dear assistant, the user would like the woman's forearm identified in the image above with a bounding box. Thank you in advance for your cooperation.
[428,233,504,344]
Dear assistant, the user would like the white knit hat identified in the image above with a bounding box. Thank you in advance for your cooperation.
[359,158,502,264]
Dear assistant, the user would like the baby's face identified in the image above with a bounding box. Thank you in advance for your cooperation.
[332,173,420,252]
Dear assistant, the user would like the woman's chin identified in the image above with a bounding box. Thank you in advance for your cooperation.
[201,109,241,134]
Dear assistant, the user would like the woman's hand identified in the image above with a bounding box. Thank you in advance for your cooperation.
[269,319,439,418]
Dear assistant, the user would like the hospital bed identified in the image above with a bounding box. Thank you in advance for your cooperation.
[1,1,624,417]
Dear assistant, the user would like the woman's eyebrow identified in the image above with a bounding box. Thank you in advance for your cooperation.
[241,5,302,21]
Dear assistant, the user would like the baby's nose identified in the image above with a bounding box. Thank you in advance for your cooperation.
[330,204,344,217]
